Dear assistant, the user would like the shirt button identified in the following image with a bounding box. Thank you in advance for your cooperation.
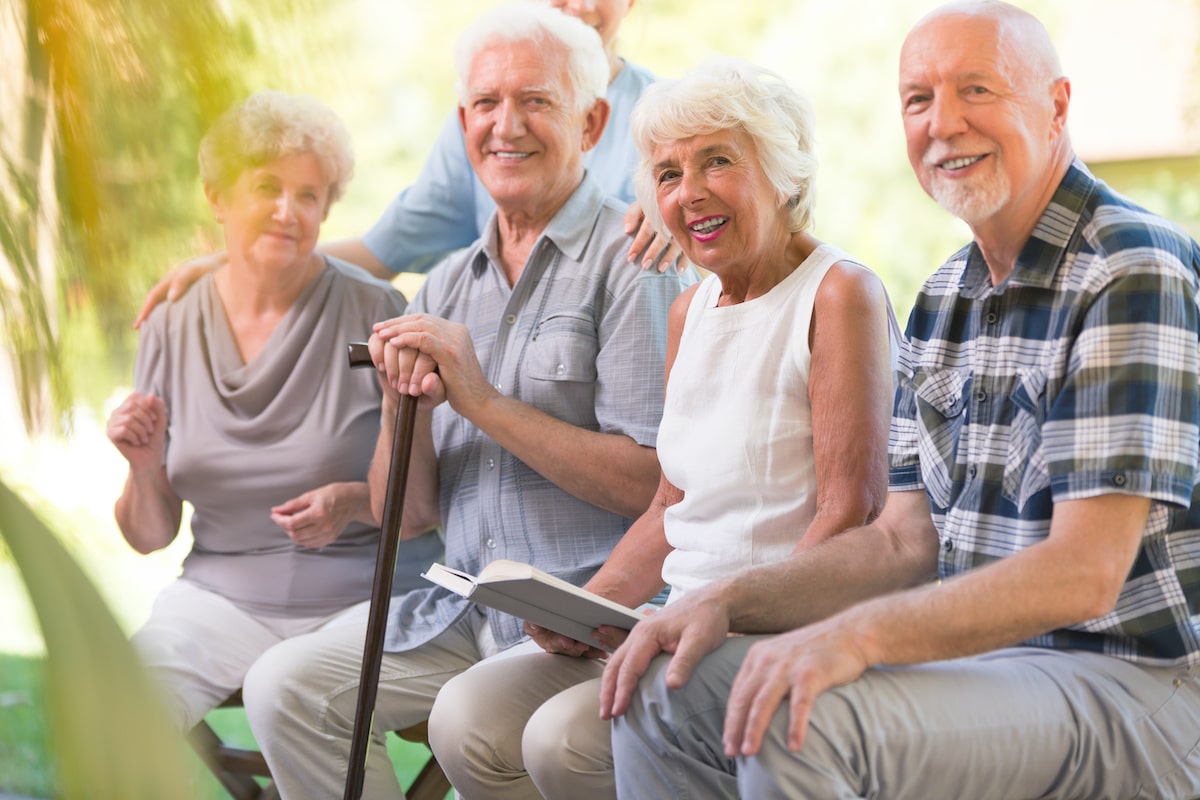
[555,363,566,376]
[494,383,502,392]
[975,390,987,403]
[487,458,495,470]
[505,314,516,324]
[943,539,954,552]
[985,311,998,325]
[485,537,497,549]
[1113,473,1127,487]
[968,465,977,479]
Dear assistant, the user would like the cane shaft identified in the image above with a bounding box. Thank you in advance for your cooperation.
[343,393,418,800]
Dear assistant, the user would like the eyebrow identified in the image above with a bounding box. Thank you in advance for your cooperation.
[653,142,737,173]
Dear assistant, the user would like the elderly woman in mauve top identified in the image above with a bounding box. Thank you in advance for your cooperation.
[105,90,441,731]
[428,56,902,800]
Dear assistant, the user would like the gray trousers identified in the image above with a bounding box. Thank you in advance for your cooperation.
[612,636,1200,799]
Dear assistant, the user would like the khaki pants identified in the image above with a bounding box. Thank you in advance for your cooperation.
[613,637,1200,800]
[429,643,613,800]
[131,578,370,732]
[241,607,501,800]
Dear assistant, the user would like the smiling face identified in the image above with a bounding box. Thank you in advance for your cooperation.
[898,8,1068,229]
[650,128,789,276]
[459,36,607,221]
[208,151,329,272]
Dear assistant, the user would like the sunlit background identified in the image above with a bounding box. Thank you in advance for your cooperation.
[1,0,1198,792]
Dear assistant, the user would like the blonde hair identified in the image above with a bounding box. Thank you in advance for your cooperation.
[198,90,354,206]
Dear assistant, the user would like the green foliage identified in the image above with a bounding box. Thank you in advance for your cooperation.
[0,653,53,796]
[1,0,341,428]
[0,481,192,798]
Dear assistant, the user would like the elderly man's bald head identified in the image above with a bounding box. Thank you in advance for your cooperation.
[907,1,1062,90]
[898,0,1073,243]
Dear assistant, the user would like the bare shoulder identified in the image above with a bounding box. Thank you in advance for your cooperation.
[815,259,888,315]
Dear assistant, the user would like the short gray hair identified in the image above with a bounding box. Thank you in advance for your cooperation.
[454,3,609,112]
[198,90,354,207]
[632,57,818,236]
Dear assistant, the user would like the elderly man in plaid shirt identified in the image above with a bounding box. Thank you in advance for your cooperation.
[599,2,1200,798]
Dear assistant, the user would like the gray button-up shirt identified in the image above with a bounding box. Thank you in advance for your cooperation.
[384,174,696,651]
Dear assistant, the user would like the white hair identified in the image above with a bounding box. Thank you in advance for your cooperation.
[454,3,609,112]
[632,57,818,237]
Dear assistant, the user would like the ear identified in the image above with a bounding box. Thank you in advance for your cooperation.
[204,183,226,224]
[458,102,469,135]
[1048,76,1070,138]
[581,97,612,153]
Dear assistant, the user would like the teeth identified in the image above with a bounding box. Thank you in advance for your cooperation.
[941,155,983,170]
[690,217,727,234]
[494,152,529,160]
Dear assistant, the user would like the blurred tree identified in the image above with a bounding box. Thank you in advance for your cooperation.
[0,0,338,434]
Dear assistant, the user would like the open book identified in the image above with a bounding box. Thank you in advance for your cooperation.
[422,560,642,652]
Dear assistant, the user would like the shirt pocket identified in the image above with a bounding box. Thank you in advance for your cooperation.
[1002,368,1049,510]
[912,367,969,510]
[525,311,599,384]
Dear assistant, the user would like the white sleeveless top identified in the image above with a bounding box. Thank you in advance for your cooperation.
[659,243,866,602]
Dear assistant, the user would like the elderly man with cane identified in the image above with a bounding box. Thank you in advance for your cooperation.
[235,5,693,798]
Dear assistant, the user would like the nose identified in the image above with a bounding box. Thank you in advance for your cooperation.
[927,91,968,140]
[493,97,527,140]
[272,193,295,223]
[678,168,708,206]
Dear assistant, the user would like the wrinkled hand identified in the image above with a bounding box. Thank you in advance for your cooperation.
[722,620,870,757]
[372,314,492,415]
[106,392,168,470]
[624,202,687,273]
[524,622,608,660]
[599,589,731,720]
[133,251,225,329]
[271,481,367,549]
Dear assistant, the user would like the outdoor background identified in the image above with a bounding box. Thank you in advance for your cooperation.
[2,0,1199,795]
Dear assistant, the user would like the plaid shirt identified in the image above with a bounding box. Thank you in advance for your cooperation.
[890,160,1200,665]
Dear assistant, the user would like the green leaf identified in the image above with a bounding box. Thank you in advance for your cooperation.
[0,481,192,799]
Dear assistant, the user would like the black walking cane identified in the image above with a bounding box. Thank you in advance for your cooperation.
[343,341,420,800]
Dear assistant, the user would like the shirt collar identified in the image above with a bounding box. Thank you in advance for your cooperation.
[960,158,1098,297]
[473,171,605,275]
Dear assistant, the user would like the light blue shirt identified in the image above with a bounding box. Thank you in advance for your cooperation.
[362,60,656,274]
[382,174,697,652]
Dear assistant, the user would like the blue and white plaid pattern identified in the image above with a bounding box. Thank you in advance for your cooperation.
[890,160,1200,665]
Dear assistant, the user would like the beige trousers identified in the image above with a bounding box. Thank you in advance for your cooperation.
[130,578,370,732]
[429,643,614,800]
[241,606,501,800]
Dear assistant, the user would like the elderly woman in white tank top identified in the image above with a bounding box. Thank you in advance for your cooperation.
[428,57,901,800]
[105,91,441,732]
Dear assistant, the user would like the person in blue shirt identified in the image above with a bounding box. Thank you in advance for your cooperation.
[134,0,679,327]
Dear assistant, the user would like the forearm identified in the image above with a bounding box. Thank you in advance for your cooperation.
[848,494,1149,668]
[319,237,393,281]
[335,481,376,527]
[719,492,939,634]
[584,483,678,607]
[399,408,440,537]
[467,393,659,518]
[114,466,182,554]
[369,398,440,538]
